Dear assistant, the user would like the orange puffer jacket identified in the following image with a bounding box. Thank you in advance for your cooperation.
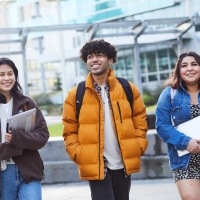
[62,69,148,180]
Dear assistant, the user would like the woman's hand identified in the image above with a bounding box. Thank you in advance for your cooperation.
[4,131,12,143]
[186,139,200,154]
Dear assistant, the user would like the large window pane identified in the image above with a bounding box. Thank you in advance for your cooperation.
[146,52,156,72]
[142,76,147,82]
[115,57,124,77]
[149,74,158,81]
[170,49,177,70]
[160,73,169,80]
[125,56,133,77]
[140,53,147,73]
[158,49,169,71]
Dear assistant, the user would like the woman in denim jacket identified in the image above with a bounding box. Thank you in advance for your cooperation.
[156,51,200,200]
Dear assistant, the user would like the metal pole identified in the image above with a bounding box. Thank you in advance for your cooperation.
[132,23,147,96]
[40,63,46,93]
[177,35,183,55]
[21,29,29,95]
[37,37,46,93]
[133,38,143,96]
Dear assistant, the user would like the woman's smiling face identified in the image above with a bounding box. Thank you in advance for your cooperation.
[180,56,200,87]
[0,64,15,96]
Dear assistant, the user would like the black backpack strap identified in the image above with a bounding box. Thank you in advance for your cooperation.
[76,81,86,120]
[116,77,133,114]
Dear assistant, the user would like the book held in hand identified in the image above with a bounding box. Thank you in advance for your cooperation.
[6,108,37,133]
[175,115,200,157]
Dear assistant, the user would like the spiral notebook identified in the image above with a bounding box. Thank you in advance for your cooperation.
[176,116,200,157]
[6,108,37,133]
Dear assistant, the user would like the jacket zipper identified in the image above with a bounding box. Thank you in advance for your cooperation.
[98,101,101,179]
[117,102,122,123]
[88,88,101,179]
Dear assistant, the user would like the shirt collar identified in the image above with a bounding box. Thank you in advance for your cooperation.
[93,81,109,94]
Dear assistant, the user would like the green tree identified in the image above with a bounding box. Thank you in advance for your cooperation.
[54,72,62,91]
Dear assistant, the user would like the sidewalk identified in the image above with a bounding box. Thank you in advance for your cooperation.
[42,178,181,200]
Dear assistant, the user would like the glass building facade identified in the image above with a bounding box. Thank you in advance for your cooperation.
[6,0,200,95]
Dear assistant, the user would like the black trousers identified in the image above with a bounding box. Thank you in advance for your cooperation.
[89,168,131,200]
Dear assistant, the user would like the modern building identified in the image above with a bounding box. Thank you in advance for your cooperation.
[0,0,200,100]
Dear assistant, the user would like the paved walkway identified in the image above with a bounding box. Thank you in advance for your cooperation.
[42,178,180,200]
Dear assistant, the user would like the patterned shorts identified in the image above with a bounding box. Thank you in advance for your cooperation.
[173,153,200,183]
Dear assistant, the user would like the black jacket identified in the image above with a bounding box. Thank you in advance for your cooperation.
[0,94,49,183]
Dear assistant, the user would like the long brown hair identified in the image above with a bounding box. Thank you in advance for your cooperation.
[164,51,200,89]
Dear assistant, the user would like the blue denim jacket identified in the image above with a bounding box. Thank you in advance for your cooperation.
[155,85,197,170]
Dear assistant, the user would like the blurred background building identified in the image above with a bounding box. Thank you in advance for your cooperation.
[0,0,200,103]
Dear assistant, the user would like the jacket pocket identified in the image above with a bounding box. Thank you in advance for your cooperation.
[117,102,122,123]
[171,105,182,125]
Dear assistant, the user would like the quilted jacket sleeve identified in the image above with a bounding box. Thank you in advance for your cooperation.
[130,82,148,155]
[62,87,79,163]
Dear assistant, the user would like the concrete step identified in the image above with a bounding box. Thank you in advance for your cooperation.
[42,155,172,184]
[40,130,172,184]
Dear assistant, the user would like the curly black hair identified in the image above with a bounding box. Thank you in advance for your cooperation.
[80,39,117,63]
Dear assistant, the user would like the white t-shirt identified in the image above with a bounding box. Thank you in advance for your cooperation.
[101,86,124,170]
[0,97,15,165]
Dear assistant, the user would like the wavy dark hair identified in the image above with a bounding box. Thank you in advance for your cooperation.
[0,57,23,102]
[164,51,200,89]
[80,39,117,63]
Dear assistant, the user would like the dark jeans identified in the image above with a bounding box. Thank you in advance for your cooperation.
[89,168,131,200]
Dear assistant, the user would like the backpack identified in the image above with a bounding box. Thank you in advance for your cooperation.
[75,77,133,119]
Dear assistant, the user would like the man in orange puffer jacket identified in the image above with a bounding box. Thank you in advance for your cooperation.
[62,39,148,200]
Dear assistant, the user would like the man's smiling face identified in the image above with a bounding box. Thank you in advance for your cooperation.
[87,53,112,76]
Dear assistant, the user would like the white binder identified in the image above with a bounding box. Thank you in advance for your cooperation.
[176,116,200,157]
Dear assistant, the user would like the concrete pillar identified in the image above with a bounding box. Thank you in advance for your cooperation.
[21,29,29,95]
[177,35,183,55]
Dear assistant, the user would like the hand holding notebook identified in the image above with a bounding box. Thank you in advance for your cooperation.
[6,108,37,133]
[175,115,200,157]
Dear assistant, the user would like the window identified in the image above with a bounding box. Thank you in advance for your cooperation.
[44,63,57,70]
[160,73,169,80]
[27,60,40,71]
[142,76,147,82]
[28,79,41,90]
[169,49,177,70]
[115,57,125,77]
[158,49,169,71]
[148,74,157,81]
[140,53,147,73]
[146,52,156,72]
[125,56,133,77]
[46,78,57,89]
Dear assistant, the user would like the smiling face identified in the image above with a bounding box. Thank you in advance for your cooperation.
[180,56,200,87]
[86,53,112,76]
[0,64,16,96]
